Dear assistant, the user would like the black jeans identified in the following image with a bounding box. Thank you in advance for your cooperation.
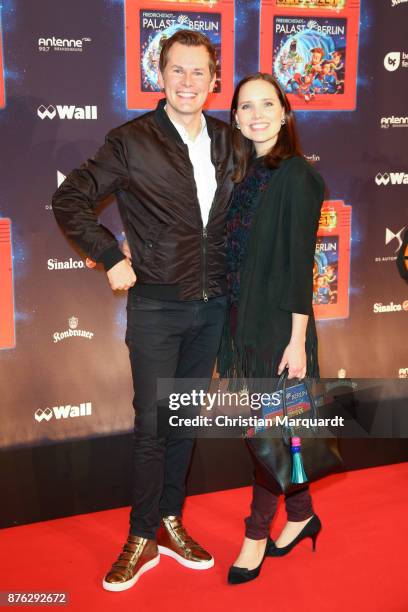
[125,293,227,539]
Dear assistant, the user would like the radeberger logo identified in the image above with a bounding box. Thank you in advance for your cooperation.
[37,104,98,120]
[372,300,408,314]
[34,402,92,422]
[53,316,94,343]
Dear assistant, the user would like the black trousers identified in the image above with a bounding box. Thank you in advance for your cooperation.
[125,293,227,539]
[245,481,314,539]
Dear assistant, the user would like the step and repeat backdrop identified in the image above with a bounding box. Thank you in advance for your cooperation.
[0,0,407,449]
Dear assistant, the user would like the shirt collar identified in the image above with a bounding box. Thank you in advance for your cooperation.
[164,105,207,144]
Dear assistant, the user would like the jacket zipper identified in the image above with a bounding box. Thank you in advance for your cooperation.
[182,138,219,302]
[202,227,208,302]
[200,132,222,302]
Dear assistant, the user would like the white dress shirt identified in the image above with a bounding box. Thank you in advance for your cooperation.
[165,109,217,227]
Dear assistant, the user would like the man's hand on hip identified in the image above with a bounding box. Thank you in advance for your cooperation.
[107,259,137,291]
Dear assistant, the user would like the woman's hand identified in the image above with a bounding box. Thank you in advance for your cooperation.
[277,340,307,380]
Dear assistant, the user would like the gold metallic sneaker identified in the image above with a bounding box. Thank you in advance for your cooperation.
[157,516,214,570]
[102,535,160,592]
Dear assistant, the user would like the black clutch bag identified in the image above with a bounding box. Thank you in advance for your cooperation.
[246,370,343,495]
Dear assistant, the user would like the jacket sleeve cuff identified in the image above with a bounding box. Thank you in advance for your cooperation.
[98,245,126,271]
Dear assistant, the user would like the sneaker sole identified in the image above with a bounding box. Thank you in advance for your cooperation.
[157,545,214,570]
[102,554,160,592]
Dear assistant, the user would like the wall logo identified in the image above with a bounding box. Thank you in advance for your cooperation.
[381,116,408,129]
[398,368,408,379]
[53,316,94,343]
[34,402,92,422]
[37,105,98,120]
[373,300,408,314]
[384,51,408,71]
[38,36,92,52]
[375,172,408,186]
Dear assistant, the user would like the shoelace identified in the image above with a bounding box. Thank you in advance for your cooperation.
[172,525,200,551]
[113,540,144,569]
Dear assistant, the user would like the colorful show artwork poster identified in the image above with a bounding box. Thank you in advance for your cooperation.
[260,0,360,111]
[0,219,15,349]
[125,0,234,110]
[313,200,351,320]
[0,11,5,109]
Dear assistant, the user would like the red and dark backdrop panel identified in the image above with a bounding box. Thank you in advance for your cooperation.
[0,0,407,527]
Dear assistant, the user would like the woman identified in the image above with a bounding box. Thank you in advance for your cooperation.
[218,73,325,585]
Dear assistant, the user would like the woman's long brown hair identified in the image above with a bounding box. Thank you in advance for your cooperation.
[230,73,303,183]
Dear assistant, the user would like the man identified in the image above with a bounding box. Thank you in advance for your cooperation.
[52,30,233,591]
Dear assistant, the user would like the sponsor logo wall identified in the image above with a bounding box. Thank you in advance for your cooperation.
[38,36,92,52]
[37,104,98,120]
[0,0,407,448]
[384,51,408,71]
[375,172,408,186]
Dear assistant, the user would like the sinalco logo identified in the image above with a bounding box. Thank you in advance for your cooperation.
[48,258,86,270]
[53,316,94,343]
[37,104,98,120]
[380,116,408,129]
[38,36,92,52]
[34,402,92,422]
[375,172,408,186]
[373,300,408,314]
[47,257,95,270]
[384,51,408,71]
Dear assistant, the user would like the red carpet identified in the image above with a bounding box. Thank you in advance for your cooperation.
[1,462,407,612]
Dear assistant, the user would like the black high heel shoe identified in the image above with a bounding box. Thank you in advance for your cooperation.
[266,514,322,557]
[227,537,274,585]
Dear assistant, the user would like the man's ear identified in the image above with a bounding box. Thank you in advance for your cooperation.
[209,73,216,93]
[158,69,164,92]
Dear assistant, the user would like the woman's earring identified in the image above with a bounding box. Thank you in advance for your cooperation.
[236,123,241,130]
[281,117,286,126]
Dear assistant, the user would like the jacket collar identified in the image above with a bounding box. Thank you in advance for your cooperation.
[154,97,218,143]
